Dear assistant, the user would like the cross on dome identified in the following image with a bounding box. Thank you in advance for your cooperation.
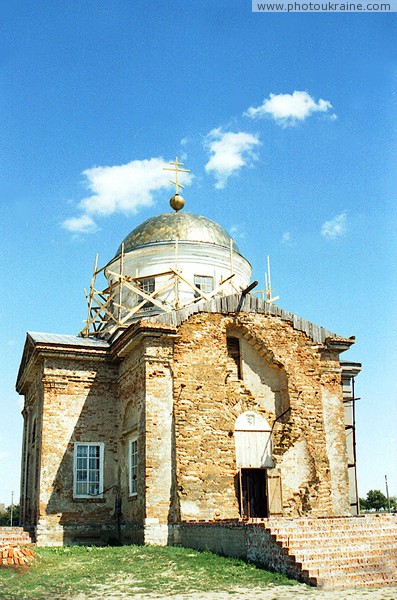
[163,156,190,211]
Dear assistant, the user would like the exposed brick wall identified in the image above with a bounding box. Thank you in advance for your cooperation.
[175,520,246,559]
[172,312,350,520]
[144,336,174,542]
[118,333,176,544]
[173,314,240,521]
[20,370,44,529]
[35,356,119,545]
[118,342,146,543]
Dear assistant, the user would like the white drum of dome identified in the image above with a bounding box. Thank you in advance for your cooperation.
[105,212,252,319]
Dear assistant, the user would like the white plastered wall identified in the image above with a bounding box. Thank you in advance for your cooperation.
[106,241,252,316]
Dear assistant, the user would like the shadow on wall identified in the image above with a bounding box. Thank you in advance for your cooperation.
[168,401,181,545]
[239,335,290,419]
[42,366,126,546]
[225,325,290,422]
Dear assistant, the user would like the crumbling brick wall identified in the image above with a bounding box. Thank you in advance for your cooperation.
[172,312,350,520]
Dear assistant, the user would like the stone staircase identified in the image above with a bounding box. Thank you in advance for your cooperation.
[0,527,33,546]
[264,515,397,589]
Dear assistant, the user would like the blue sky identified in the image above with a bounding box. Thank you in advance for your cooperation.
[1,2,396,506]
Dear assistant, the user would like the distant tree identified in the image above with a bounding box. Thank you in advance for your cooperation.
[365,490,388,512]
[359,496,369,511]
[0,504,20,526]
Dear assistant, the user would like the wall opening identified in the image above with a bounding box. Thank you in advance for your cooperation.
[239,468,268,518]
[227,336,242,380]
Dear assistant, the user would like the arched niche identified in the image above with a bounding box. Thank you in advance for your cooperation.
[234,411,273,469]
[226,328,290,416]
[122,402,138,435]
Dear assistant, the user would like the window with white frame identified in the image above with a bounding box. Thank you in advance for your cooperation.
[73,443,104,498]
[129,437,138,496]
[194,275,214,297]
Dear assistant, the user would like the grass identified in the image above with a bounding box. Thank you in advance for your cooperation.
[0,545,299,599]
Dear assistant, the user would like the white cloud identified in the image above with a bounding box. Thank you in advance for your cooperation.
[62,157,192,233]
[282,231,291,244]
[321,212,347,239]
[204,129,260,189]
[62,214,97,234]
[230,224,246,240]
[245,91,333,127]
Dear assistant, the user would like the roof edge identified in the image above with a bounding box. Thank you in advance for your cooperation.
[144,293,354,346]
[16,332,111,394]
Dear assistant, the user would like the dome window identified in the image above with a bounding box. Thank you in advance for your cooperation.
[137,277,155,310]
[194,275,214,298]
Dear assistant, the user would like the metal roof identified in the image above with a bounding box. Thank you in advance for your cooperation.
[27,332,110,348]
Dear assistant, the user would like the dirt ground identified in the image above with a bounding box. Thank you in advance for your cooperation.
[74,583,397,599]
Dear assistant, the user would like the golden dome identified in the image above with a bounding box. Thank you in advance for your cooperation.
[115,212,240,256]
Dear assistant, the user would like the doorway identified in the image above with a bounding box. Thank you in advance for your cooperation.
[240,468,268,518]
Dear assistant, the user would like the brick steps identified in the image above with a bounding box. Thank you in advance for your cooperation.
[0,527,33,547]
[301,556,397,573]
[271,519,397,531]
[316,573,397,590]
[294,549,397,565]
[280,537,397,551]
[272,527,397,538]
[269,521,396,534]
[274,531,397,552]
[267,515,396,527]
[264,515,397,589]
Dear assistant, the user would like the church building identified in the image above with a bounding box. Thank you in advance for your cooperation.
[16,161,361,547]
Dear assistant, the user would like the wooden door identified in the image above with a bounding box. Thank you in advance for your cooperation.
[266,468,283,516]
